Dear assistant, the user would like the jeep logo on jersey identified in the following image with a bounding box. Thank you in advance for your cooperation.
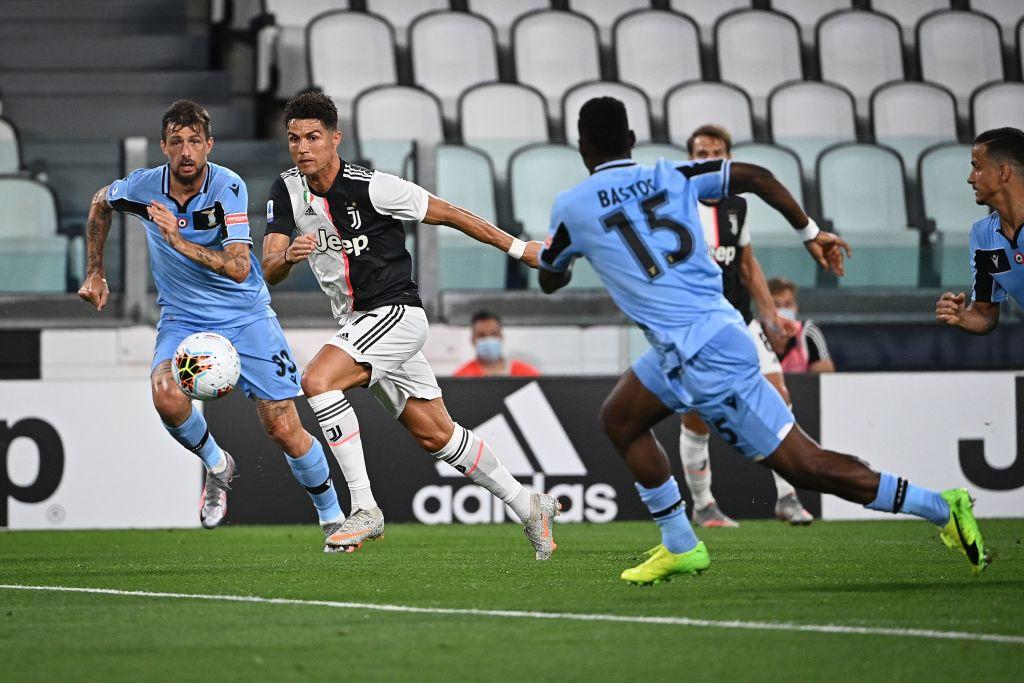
[710,245,737,266]
[314,227,370,257]
[413,383,618,524]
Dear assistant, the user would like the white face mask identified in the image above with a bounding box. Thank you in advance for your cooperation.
[777,307,797,321]
[475,336,504,362]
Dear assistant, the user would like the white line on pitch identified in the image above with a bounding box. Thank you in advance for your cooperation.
[1,583,1021,645]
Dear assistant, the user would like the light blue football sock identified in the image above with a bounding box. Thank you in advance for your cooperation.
[165,407,223,471]
[286,439,342,524]
[636,477,699,554]
[865,471,949,526]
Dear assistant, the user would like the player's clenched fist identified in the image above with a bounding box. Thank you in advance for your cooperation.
[285,233,317,264]
[77,272,109,311]
[935,291,966,325]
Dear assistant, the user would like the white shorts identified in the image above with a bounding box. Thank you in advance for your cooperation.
[747,319,783,376]
[327,304,442,418]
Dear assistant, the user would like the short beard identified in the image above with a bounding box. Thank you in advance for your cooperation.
[171,163,204,185]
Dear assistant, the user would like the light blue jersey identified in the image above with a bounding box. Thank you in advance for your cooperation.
[968,211,1024,305]
[107,162,274,327]
[539,158,741,362]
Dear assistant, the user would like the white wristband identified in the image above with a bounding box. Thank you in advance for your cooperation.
[795,218,820,242]
[507,237,527,260]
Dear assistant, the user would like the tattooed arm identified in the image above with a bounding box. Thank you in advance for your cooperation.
[147,201,251,283]
[77,186,113,311]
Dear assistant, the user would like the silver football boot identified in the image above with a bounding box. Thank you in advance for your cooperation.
[325,506,385,552]
[523,492,560,560]
[200,451,235,529]
[692,501,740,528]
[775,493,814,525]
[321,519,346,553]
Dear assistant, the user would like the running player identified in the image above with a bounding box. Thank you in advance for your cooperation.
[540,97,987,583]
[77,100,371,551]
[936,127,1024,333]
[261,92,559,558]
[676,124,812,528]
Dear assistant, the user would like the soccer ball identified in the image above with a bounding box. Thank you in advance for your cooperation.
[172,332,241,401]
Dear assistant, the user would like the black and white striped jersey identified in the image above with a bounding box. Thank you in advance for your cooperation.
[698,195,751,323]
[266,159,428,317]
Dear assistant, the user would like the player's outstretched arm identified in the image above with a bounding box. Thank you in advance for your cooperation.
[262,232,315,285]
[935,292,999,335]
[77,186,112,311]
[147,201,251,283]
[729,162,851,276]
[422,195,543,268]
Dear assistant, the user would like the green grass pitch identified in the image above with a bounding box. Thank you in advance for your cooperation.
[1,519,1022,681]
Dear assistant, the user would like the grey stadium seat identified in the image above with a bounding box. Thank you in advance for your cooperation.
[354,86,443,176]
[716,10,802,119]
[731,142,815,286]
[0,176,66,292]
[918,10,1002,114]
[818,10,904,117]
[308,12,397,123]
[366,0,449,49]
[435,145,506,290]
[460,82,548,182]
[770,0,851,46]
[509,143,589,241]
[513,10,601,119]
[632,143,686,167]
[563,82,652,145]
[871,0,949,46]
[872,82,956,179]
[466,0,549,50]
[817,143,918,286]
[669,0,751,45]
[770,81,855,179]
[665,82,754,149]
[567,0,651,48]
[965,0,1023,49]
[411,12,498,122]
[614,10,701,125]
[972,82,1024,134]
[259,0,350,98]
[0,117,19,173]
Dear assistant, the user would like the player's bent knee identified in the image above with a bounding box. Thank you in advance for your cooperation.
[299,369,331,398]
[151,383,190,424]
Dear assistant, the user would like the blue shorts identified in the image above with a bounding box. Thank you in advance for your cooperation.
[633,321,794,459]
[153,315,301,401]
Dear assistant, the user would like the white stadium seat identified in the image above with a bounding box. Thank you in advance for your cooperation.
[665,82,753,148]
[716,10,802,119]
[466,0,549,50]
[614,10,701,124]
[770,0,851,46]
[972,82,1024,134]
[818,10,904,116]
[770,81,856,179]
[631,142,686,167]
[460,82,549,181]
[669,0,751,45]
[260,0,350,98]
[513,10,601,119]
[0,118,19,173]
[871,0,949,46]
[872,82,957,178]
[354,86,443,176]
[970,0,1024,49]
[567,0,650,48]
[411,12,498,121]
[562,81,652,145]
[0,176,66,292]
[919,10,1003,114]
[365,0,448,49]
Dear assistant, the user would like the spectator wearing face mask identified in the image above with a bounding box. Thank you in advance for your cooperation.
[768,277,835,373]
[453,310,541,377]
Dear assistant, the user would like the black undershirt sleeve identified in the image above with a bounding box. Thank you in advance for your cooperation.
[264,177,296,237]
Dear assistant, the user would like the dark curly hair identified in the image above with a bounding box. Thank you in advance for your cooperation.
[161,100,212,141]
[284,91,339,130]
[578,97,631,156]
[975,127,1024,171]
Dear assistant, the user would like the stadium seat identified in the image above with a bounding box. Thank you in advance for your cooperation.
[872,82,957,179]
[410,12,498,122]
[971,82,1024,133]
[918,11,1003,114]
[770,0,851,46]
[23,140,120,230]
[434,145,507,289]
[365,0,449,49]
[307,11,397,121]
[567,0,650,48]
[0,117,19,173]
[354,86,443,176]
[460,82,548,182]
[817,143,918,286]
[818,10,904,117]
[731,142,816,286]
[665,82,754,149]
[632,142,686,167]
[614,10,701,124]
[669,0,751,45]
[716,10,802,119]
[260,0,350,98]
[0,176,67,292]
[871,0,949,46]
[963,0,1023,50]
[513,10,601,120]
[769,81,856,179]
[562,82,652,145]
[509,143,589,241]
[466,0,549,50]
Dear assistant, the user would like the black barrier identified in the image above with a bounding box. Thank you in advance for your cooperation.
[205,376,821,525]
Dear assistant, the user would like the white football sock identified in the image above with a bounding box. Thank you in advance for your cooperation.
[308,390,378,511]
[772,469,797,499]
[679,426,714,509]
[433,423,532,522]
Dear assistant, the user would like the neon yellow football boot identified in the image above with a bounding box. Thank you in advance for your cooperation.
[939,488,989,575]
[620,541,710,585]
